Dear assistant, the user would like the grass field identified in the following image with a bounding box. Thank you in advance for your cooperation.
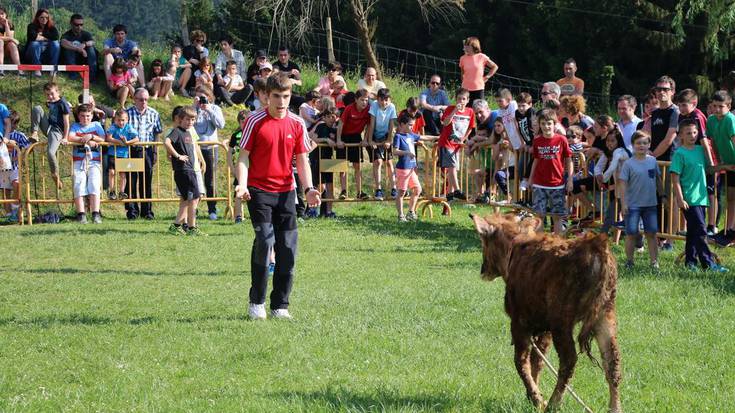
[1,202,734,412]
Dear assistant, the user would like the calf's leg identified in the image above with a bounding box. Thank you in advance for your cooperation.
[531,332,553,386]
[595,309,622,413]
[546,330,577,411]
[512,322,546,408]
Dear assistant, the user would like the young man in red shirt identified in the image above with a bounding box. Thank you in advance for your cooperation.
[336,89,371,199]
[235,73,320,320]
[528,108,574,234]
[437,88,475,200]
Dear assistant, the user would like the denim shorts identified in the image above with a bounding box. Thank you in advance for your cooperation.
[625,205,658,235]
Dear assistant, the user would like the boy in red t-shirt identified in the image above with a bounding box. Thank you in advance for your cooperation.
[437,88,475,200]
[528,108,574,234]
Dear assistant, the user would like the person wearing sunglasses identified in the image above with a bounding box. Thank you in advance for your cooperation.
[60,14,97,82]
[419,74,450,136]
[24,8,59,76]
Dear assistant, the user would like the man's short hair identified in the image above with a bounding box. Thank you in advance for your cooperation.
[278,46,289,53]
[113,24,127,34]
[377,88,390,99]
[43,81,58,92]
[472,99,489,112]
[517,92,532,104]
[77,103,93,114]
[266,72,293,93]
[456,88,470,98]
[177,106,197,119]
[631,130,651,145]
[675,89,698,104]
[253,78,268,93]
[542,82,561,96]
[494,88,512,100]
[712,90,732,105]
[617,94,637,107]
[655,75,676,91]
[134,88,148,99]
[537,108,557,123]
[70,14,83,22]
[595,115,614,127]
[564,58,576,65]
[190,30,207,43]
[219,35,234,45]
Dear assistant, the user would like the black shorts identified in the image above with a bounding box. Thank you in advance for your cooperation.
[174,169,201,201]
[367,142,393,162]
[336,133,363,163]
[233,177,239,187]
[572,176,596,195]
[247,186,297,230]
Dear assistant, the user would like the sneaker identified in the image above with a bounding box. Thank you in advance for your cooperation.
[390,188,397,198]
[339,190,347,200]
[92,212,102,224]
[660,242,673,252]
[248,303,267,320]
[357,192,369,200]
[33,70,42,78]
[715,230,735,247]
[650,261,659,271]
[186,226,208,236]
[235,215,243,224]
[624,260,634,270]
[398,214,408,222]
[77,213,87,224]
[375,188,384,201]
[118,192,128,200]
[108,191,117,200]
[305,208,319,218]
[271,309,293,319]
[208,212,218,220]
[168,223,187,235]
[706,226,718,237]
[406,211,418,221]
[446,192,454,202]
[708,264,729,273]
[453,190,467,201]
[520,179,528,191]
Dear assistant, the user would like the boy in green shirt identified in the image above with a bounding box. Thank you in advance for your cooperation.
[671,119,730,272]
[706,90,735,246]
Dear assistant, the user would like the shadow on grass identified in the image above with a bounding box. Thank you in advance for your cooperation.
[0,313,248,328]
[19,267,235,277]
[618,258,735,295]
[271,387,527,412]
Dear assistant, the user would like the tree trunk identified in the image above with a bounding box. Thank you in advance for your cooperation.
[350,0,382,79]
[326,16,336,63]
[180,0,191,46]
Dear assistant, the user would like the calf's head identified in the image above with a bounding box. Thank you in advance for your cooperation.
[471,213,540,281]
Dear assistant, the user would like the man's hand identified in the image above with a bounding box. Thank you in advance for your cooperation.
[566,180,573,194]
[178,154,189,163]
[305,188,321,207]
[235,185,251,200]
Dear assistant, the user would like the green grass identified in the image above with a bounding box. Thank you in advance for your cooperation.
[1,202,734,412]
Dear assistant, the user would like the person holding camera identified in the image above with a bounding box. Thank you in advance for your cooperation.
[192,85,225,220]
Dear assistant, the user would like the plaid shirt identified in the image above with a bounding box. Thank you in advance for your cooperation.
[126,105,162,143]
[8,130,31,170]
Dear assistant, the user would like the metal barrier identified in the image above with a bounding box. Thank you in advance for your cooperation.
[20,140,233,225]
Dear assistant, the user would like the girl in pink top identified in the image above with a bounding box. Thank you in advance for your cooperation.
[108,57,135,108]
[459,36,498,104]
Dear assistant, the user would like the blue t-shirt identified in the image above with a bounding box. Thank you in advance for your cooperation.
[393,132,421,169]
[47,98,71,130]
[420,88,450,119]
[108,123,139,158]
[0,103,9,137]
[618,155,659,208]
[103,38,138,59]
[70,122,106,161]
[8,130,31,170]
[369,101,397,141]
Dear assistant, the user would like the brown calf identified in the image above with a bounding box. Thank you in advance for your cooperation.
[472,213,621,413]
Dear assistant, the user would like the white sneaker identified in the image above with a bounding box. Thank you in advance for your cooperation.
[248,303,267,320]
[520,179,528,191]
[270,309,293,319]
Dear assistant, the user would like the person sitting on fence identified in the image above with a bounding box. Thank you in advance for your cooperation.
[528,108,574,234]
[707,91,735,247]
[23,8,59,76]
[1,111,30,221]
[618,130,661,270]
[0,7,22,76]
[273,47,301,85]
[215,36,246,79]
[106,108,139,201]
[557,58,584,96]
[437,87,475,201]
[227,110,249,224]
[108,58,136,108]
[67,104,105,224]
[194,57,215,90]
[192,85,225,220]
[315,62,343,98]
[310,107,339,218]
[146,59,174,101]
[420,75,450,136]
[459,36,498,103]
[31,81,71,190]
[247,49,269,85]
[103,25,144,85]
[336,88,371,200]
[671,119,729,272]
[398,97,425,135]
[165,106,207,236]
[218,60,252,107]
[393,113,424,222]
[491,118,517,204]
[60,14,97,82]
[366,88,398,201]
[595,128,631,234]
[357,67,386,100]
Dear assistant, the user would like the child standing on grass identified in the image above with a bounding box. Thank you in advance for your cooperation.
[165,106,207,236]
[105,109,139,200]
[671,119,730,272]
[227,110,248,223]
[528,108,574,234]
[437,88,475,201]
[366,88,398,200]
[618,131,661,269]
[393,113,424,222]
[67,104,106,224]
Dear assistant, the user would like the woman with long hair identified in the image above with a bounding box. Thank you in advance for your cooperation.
[0,7,21,76]
[24,8,59,76]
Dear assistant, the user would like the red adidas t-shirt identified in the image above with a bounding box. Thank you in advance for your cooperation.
[438,105,475,151]
[398,109,426,134]
[340,102,370,135]
[240,110,310,192]
[532,133,572,188]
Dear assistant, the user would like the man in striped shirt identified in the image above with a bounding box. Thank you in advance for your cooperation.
[125,88,162,220]
[235,73,320,320]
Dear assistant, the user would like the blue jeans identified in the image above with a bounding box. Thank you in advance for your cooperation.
[63,46,97,81]
[26,40,60,65]
[624,205,658,235]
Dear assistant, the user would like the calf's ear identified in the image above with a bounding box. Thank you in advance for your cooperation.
[471,214,496,237]
[519,216,542,234]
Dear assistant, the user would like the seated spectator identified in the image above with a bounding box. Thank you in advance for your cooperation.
[0,7,21,76]
[31,81,70,189]
[273,46,301,85]
[257,61,273,80]
[24,8,59,75]
[108,58,135,108]
[103,24,145,85]
[357,67,386,100]
[557,58,585,96]
[170,45,190,90]
[60,14,97,81]
[331,76,348,109]
[315,62,342,97]
[194,57,215,90]
[67,104,106,224]
[214,35,245,77]
[192,85,225,220]
[178,30,209,97]
[420,75,450,135]
[246,49,269,85]
[300,90,321,130]
[147,59,174,101]
[76,93,114,126]
[126,51,141,86]
[216,60,252,107]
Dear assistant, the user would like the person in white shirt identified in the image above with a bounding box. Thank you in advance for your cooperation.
[356,67,386,100]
